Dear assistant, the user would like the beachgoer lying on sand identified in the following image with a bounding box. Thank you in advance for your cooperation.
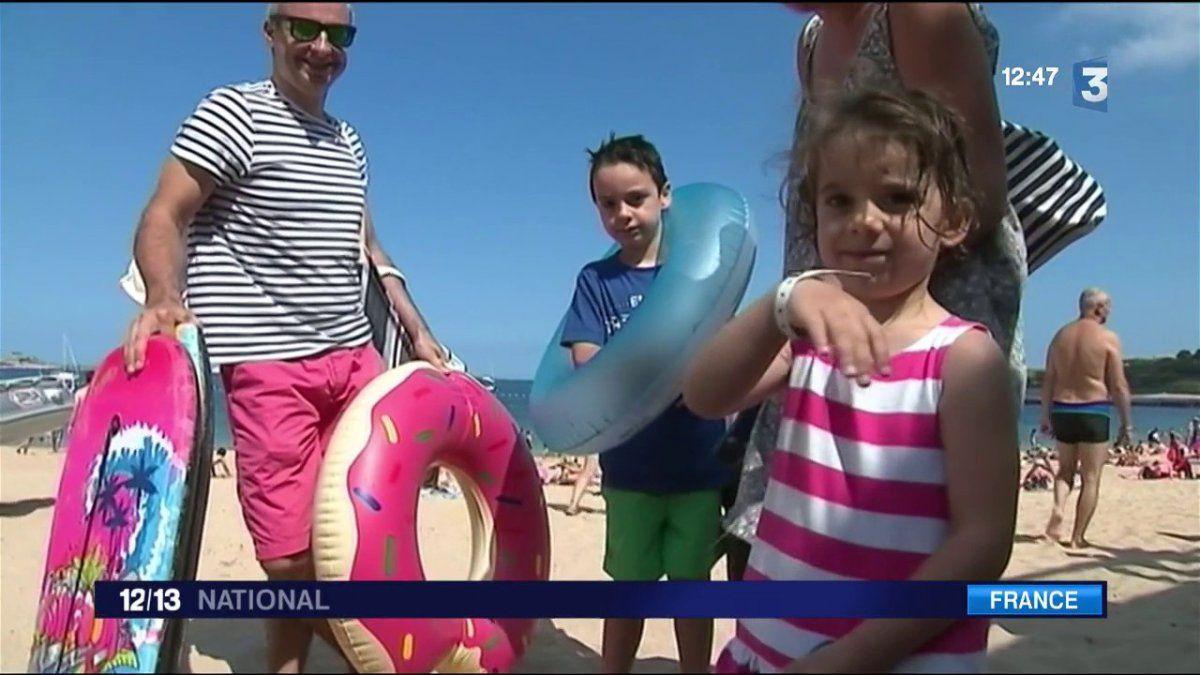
[1113,446,1142,468]
[1107,440,1146,465]
[1139,455,1175,480]
[1022,457,1055,491]
[564,455,600,516]
[537,458,569,485]
[1166,436,1194,479]
[1126,438,1191,480]
[535,456,585,486]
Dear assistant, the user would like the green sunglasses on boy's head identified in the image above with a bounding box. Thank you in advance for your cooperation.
[270,14,357,49]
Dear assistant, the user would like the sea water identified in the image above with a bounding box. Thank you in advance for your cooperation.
[210,378,1198,453]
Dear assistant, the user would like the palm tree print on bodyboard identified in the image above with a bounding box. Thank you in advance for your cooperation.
[29,325,213,673]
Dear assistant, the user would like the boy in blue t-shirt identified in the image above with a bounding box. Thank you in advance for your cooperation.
[559,133,726,673]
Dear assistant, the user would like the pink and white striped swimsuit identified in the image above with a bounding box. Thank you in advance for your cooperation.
[718,316,991,673]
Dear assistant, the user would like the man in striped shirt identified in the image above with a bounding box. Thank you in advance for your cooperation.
[121,3,445,671]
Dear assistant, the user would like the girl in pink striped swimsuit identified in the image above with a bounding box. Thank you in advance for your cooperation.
[685,87,1019,673]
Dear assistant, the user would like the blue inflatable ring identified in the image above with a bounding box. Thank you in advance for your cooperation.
[529,183,757,456]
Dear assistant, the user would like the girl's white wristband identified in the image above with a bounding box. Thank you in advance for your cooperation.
[773,269,871,340]
[773,274,808,340]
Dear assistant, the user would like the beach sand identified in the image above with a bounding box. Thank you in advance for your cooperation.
[2,448,1197,673]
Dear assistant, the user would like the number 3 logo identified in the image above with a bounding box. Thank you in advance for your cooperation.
[1081,67,1108,103]
[1073,58,1108,112]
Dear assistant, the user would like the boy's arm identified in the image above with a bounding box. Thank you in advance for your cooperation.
[683,291,792,419]
[571,343,601,368]
[787,330,1018,673]
[561,271,606,370]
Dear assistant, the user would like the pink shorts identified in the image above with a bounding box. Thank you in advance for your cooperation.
[221,344,384,561]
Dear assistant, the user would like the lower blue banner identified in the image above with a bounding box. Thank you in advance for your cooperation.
[93,581,1106,619]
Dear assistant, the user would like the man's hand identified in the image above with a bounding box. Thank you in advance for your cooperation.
[1039,414,1052,435]
[411,332,449,372]
[1116,425,1133,448]
[123,298,196,373]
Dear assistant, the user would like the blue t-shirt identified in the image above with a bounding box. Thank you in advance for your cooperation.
[559,254,727,494]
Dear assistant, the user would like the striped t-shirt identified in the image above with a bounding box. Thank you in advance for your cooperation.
[719,316,991,674]
[171,79,373,366]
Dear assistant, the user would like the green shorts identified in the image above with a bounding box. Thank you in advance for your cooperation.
[602,487,721,581]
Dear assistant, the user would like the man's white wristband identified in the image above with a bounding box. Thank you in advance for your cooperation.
[376,265,406,284]
[773,269,872,340]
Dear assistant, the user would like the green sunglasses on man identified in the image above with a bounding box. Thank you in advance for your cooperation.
[270,14,356,49]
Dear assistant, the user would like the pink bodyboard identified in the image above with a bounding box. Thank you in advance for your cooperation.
[28,328,213,674]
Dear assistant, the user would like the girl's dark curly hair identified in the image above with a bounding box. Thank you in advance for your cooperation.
[784,86,983,260]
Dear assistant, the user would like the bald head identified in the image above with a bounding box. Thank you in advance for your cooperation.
[1079,287,1112,322]
[266,3,354,24]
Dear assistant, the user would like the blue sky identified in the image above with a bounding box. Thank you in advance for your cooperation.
[2,3,1197,377]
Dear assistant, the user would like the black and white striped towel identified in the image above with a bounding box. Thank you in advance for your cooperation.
[365,262,466,372]
[1003,120,1108,274]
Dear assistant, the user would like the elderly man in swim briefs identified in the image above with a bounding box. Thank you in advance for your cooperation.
[121,4,447,671]
[1039,287,1133,549]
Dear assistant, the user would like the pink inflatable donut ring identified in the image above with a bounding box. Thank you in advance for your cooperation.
[313,362,551,673]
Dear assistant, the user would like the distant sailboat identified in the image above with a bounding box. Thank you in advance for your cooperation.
[59,334,82,387]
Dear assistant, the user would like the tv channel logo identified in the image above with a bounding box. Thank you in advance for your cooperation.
[1073,57,1108,112]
